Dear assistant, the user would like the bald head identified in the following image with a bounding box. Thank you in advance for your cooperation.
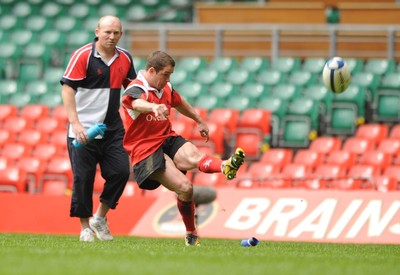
[97,16,122,32]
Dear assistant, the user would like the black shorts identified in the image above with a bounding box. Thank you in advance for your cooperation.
[133,135,188,190]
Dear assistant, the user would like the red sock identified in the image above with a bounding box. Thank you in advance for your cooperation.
[177,199,196,232]
[198,155,223,173]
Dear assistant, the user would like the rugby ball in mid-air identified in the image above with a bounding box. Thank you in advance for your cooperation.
[322,57,351,94]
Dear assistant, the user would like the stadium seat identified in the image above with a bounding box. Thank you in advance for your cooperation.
[175,57,207,74]
[345,58,364,74]
[358,150,392,173]
[48,130,68,156]
[208,57,238,74]
[309,136,342,156]
[2,143,32,164]
[0,15,23,31]
[65,31,93,52]
[0,104,18,123]
[174,107,207,129]
[270,57,301,74]
[373,175,397,192]
[68,3,96,19]
[35,117,66,135]
[278,116,313,149]
[238,83,270,102]
[193,68,223,85]
[379,72,400,90]
[0,80,21,101]
[383,165,400,183]
[191,121,225,155]
[293,149,324,171]
[234,132,263,160]
[350,72,379,96]
[3,117,34,135]
[51,105,69,126]
[208,108,240,137]
[132,57,146,72]
[175,81,206,104]
[31,143,59,162]
[53,17,81,33]
[170,67,192,86]
[372,89,400,123]
[0,167,27,193]
[276,163,311,189]
[17,62,43,82]
[225,68,254,86]
[247,162,280,185]
[12,2,38,17]
[0,129,14,148]
[0,156,8,170]
[41,180,68,195]
[20,104,50,124]
[345,164,380,190]
[301,57,326,75]
[16,129,48,148]
[305,163,346,190]
[23,81,51,103]
[260,148,293,171]
[377,138,400,158]
[10,30,36,47]
[194,95,222,111]
[171,120,192,140]
[268,84,300,101]
[354,123,389,146]
[42,156,73,191]
[389,124,400,139]
[237,108,271,136]
[363,58,395,76]
[15,156,47,193]
[287,71,317,88]
[238,57,269,74]
[325,150,357,172]
[255,69,286,86]
[192,172,227,188]
[302,84,333,119]
[342,137,375,157]
[24,15,50,33]
[208,82,239,101]
[223,96,253,112]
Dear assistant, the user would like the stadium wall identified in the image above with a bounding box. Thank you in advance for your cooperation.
[1,190,399,244]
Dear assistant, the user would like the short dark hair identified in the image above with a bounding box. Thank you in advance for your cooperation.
[145,51,175,72]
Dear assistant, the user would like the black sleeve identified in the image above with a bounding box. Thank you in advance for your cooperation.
[123,86,145,99]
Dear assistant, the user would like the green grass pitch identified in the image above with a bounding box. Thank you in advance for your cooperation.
[0,233,399,275]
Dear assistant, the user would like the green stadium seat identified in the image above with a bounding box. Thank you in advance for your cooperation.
[301,57,326,75]
[238,57,269,74]
[10,30,37,46]
[286,97,320,130]
[255,69,286,86]
[287,71,317,88]
[225,69,254,86]
[12,2,37,17]
[68,3,96,19]
[0,43,20,78]
[53,17,81,33]
[125,5,154,22]
[176,57,207,74]
[23,80,50,103]
[270,57,301,74]
[238,83,270,102]
[38,93,63,108]
[170,68,192,86]
[24,16,50,33]
[41,2,66,17]
[350,71,380,97]
[39,30,66,51]
[193,68,223,85]
[269,84,300,101]
[223,96,253,112]
[363,58,395,76]
[175,81,206,104]
[18,62,43,82]
[208,57,238,74]
[208,82,239,101]
[379,73,400,90]
[8,93,34,107]
[83,17,100,32]
[0,80,21,101]
[372,90,400,123]
[194,95,222,111]
[21,43,52,67]
[98,4,122,18]
[345,58,364,74]
[157,6,187,22]
[0,15,22,31]
[66,31,93,52]
[132,57,146,72]
[43,67,65,85]
[0,30,9,43]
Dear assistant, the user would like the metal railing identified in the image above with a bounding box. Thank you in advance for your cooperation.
[121,23,400,60]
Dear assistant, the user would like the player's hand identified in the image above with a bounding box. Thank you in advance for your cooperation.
[198,122,209,142]
[152,104,169,119]
[71,122,89,144]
